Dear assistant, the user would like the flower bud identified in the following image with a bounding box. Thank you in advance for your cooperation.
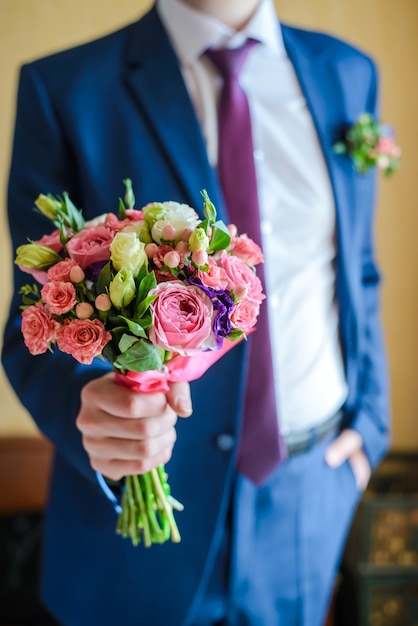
[188,227,209,252]
[145,243,159,258]
[34,194,61,221]
[227,224,238,238]
[233,285,248,301]
[162,224,177,241]
[76,302,94,319]
[15,243,62,270]
[175,240,190,256]
[191,249,208,267]
[164,251,181,268]
[109,269,136,309]
[69,265,85,283]
[95,293,112,312]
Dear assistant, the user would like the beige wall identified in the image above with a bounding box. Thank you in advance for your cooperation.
[1,0,417,449]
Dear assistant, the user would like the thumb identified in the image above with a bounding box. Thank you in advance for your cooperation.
[325,428,363,467]
[166,381,193,418]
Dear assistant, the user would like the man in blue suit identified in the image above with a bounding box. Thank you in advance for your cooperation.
[2,0,390,624]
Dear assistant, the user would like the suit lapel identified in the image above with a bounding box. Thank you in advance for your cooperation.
[122,8,224,220]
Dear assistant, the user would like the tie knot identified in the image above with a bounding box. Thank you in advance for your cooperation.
[206,39,258,80]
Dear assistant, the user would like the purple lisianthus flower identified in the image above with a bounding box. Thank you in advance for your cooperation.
[188,277,234,347]
[85,260,109,282]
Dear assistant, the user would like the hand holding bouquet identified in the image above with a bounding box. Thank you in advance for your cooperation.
[15,181,265,546]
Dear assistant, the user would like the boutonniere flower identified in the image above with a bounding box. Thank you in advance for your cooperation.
[333,113,401,176]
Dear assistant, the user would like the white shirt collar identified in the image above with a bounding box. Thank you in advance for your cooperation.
[157,0,286,67]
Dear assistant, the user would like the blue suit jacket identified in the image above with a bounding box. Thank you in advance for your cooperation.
[2,7,390,625]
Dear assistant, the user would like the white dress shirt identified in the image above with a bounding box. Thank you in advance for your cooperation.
[157,0,348,435]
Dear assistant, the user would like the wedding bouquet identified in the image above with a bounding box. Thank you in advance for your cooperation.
[15,181,265,547]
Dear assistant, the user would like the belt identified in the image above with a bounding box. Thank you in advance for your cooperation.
[284,409,344,456]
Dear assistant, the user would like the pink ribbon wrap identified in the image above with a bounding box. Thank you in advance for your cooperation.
[115,338,245,393]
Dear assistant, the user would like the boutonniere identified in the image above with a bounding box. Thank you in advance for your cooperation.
[333,113,401,177]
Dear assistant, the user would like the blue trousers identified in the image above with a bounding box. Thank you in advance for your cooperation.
[191,433,362,626]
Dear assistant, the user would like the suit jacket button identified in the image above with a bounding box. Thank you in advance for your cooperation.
[215,433,235,452]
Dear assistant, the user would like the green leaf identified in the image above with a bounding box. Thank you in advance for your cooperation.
[113,338,163,372]
[102,341,118,364]
[118,316,147,339]
[201,189,217,223]
[95,262,113,295]
[63,192,85,232]
[136,270,157,304]
[332,142,347,155]
[227,328,246,341]
[137,314,152,330]
[134,294,157,321]
[118,333,140,353]
[208,220,231,252]
[118,198,127,220]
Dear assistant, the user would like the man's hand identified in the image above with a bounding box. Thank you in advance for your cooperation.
[325,428,371,491]
[76,372,192,481]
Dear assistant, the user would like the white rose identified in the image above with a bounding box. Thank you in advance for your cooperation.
[145,201,200,244]
[84,213,109,228]
[110,231,148,276]
[122,220,152,243]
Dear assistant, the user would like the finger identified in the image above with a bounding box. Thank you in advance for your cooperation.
[81,373,167,419]
[324,428,363,467]
[91,447,175,481]
[77,406,178,439]
[166,381,193,418]
[83,427,177,462]
[349,448,371,491]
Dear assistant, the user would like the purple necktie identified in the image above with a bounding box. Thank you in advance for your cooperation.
[206,41,286,484]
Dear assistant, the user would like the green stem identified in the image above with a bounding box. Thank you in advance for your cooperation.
[151,468,181,543]
[142,472,165,543]
[126,476,139,546]
[132,474,152,547]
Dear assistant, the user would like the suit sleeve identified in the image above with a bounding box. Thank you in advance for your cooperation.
[350,59,391,469]
[2,63,113,492]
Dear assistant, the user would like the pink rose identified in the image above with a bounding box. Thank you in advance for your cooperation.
[66,225,114,269]
[21,303,57,355]
[197,257,229,290]
[230,299,260,332]
[47,258,79,282]
[55,318,111,364]
[149,281,215,355]
[41,281,77,315]
[104,210,145,233]
[229,234,264,266]
[217,253,264,304]
[375,136,402,158]
[36,229,64,253]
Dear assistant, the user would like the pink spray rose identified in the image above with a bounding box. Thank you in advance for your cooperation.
[197,256,229,290]
[66,225,114,269]
[149,281,216,356]
[36,229,64,253]
[47,258,79,282]
[230,298,260,332]
[41,281,77,315]
[21,302,57,355]
[55,318,111,365]
[229,234,264,266]
[217,253,264,304]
